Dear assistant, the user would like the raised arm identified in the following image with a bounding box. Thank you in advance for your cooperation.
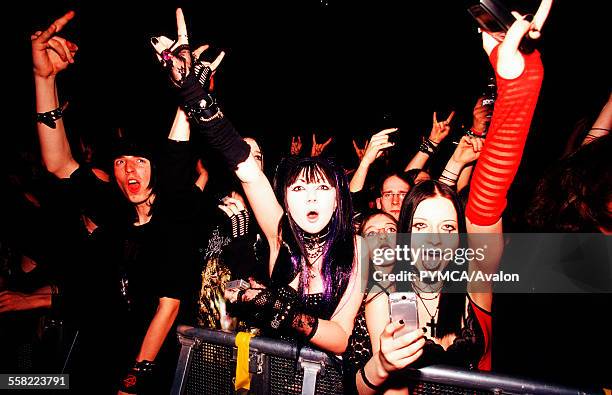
[438,135,483,189]
[454,97,493,191]
[32,11,79,179]
[583,92,612,145]
[151,9,284,247]
[404,111,454,172]
[466,6,548,231]
[465,1,551,310]
[350,128,397,193]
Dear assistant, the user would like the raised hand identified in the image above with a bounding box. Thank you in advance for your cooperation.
[452,135,484,165]
[31,11,78,79]
[358,128,397,165]
[218,196,250,239]
[482,0,553,79]
[311,133,333,157]
[352,139,367,162]
[290,136,302,156]
[150,8,225,88]
[429,111,455,144]
[471,97,493,135]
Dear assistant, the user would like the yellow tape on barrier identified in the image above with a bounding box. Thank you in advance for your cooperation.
[234,331,255,391]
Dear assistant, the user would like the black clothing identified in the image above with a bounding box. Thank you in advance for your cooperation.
[343,291,489,393]
[57,140,200,394]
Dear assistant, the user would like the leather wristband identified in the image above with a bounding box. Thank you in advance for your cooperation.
[184,97,223,124]
[419,136,439,156]
[360,366,383,391]
[36,103,68,129]
[119,360,156,394]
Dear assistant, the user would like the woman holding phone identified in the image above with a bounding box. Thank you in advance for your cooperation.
[352,1,552,392]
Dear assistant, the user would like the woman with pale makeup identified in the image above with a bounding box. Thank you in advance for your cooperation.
[151,9,363,354]
[352,0,552,392]
[223,154,363,353]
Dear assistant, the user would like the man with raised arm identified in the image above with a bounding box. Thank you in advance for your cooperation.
[32,11,200,394]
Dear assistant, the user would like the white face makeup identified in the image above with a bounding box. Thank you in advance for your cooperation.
[286,169,337,234]
[113,156,153,205]
[410,195,460,273]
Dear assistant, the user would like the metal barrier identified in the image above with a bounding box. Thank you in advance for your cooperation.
[172,325,600,395]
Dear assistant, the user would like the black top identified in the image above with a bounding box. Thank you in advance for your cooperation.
[343,290,488,393]
[58,140,201,392]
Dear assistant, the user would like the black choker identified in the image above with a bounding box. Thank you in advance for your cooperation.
[303,226,330,244]
[303,226,330,264]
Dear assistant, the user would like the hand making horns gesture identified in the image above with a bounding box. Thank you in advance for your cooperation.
[150,8,225,88]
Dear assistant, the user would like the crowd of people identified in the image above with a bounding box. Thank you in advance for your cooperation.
[1,0,611,393]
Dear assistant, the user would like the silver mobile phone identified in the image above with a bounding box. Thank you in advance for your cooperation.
[389,292,418,338]
[226,279,250,291]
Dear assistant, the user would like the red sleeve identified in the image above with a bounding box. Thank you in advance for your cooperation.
[469,298,493,371]
[465,46,544,226]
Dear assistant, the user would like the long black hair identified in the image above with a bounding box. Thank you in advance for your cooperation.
[397,179,468,339]
[273,156,355,306]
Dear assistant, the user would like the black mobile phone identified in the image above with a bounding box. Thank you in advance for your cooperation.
[389,292,419,339]
[467,0,535,53]
[380,112,400,146]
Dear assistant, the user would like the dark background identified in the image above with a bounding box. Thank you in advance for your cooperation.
[5,0,611,389]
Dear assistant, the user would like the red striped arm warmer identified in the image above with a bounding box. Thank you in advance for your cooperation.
[465,46,544,226]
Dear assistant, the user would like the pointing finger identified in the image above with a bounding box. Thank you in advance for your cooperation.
[37,10,75,44]
[375,127,399,137]
[52,10,75,34]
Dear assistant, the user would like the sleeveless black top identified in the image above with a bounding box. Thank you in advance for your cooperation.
[343,289,490,392]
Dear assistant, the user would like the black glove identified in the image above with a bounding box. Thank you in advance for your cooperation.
[241,286,319,341]
[150,10,248,169]
[229,210,250,239]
